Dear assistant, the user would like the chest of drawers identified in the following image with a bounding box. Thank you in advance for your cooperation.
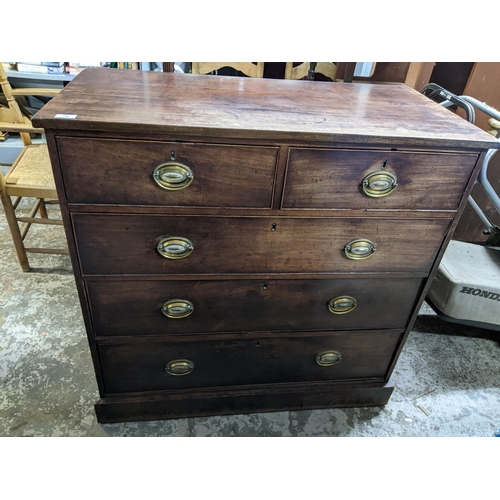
[33,69,499,423]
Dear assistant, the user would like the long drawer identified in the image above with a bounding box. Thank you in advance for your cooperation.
[87,277,423,336]
[282,148,478,210]
[57,137,278,208]
[98,330,403,394]
[73,214,450,275]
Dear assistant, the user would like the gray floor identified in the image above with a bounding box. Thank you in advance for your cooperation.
[1,200,500,437]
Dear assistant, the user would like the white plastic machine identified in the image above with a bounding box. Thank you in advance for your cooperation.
[422,85,500,332]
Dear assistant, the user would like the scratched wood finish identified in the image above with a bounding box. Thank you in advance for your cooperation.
[283,148,479,210]
[32,70,500,422]
[98,329,403,394]
[57,137,278,207]
[32,69,499,149]
[87,277,423,336]
[72,214,450,275]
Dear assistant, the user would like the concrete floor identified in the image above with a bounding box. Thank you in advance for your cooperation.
[1,200,500,437]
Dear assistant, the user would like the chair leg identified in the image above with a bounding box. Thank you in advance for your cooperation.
[0,189,30,271]
[38,198,48,219]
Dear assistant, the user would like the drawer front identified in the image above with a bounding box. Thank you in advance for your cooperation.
[73,214,450,275]
[282,148,478,210]
[87,278,423,336]
[57,137,278,208]
[98,330,403,394]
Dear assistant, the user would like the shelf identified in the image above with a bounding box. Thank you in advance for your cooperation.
[6,70,75,83]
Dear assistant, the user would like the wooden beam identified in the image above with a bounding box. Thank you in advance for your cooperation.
[405,62,435,90]
[17,217,64,225]
[24,248,69,255]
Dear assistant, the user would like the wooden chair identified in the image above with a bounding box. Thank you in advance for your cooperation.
[0,64,68,271]
[192,62,265,78]
[284,62,338,81]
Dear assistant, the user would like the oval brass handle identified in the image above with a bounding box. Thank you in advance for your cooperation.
[328,296,357,314]
[316,351,342,367]
[165,359,194,376]
[344,238,377,260]
[157,236,194,259]
[153,162,194,191]
[161,299,194,319]
[362,170,398,198]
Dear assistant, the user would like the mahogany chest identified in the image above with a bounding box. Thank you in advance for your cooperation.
[32,69,499,423]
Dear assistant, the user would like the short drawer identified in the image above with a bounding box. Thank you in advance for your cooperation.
[73,214,450,275]
[282,148,478,210]
[57,137,278,208]
[98,330,403,394]
[87,277,423,336]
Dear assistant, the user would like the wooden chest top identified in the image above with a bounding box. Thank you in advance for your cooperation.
[32,68,500,149]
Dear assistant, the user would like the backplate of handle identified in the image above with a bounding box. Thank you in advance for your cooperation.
[315,351,342,367]
[344,238,377,260]
[161,299,194,319]
[157,236,194,259]
[165,359,194,376]
[153,162,194,191]
[328,296,357,314]
[362,170,398,198]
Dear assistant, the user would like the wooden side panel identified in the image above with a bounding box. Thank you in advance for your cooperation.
[43,131,107,397]
[453,152,500,244]
[452,62,500,243]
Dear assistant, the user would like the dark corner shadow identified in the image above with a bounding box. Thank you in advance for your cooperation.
[414,313,500,344]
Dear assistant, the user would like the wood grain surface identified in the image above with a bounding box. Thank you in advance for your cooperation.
[57,137,278,207]
[94,380,395,422]
[72,214,451,275]
[37,68,493,422]
[98,329,403,394]
[283,148,478,210]
[87,277,423,336]
[32,69,500,149]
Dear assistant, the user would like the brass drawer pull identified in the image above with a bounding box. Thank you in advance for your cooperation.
[165,359,194,376]
[153,162,194,191]
[362,170,398,198]
[344,238,377,260]
[161,299,194,319]
[157,236,194,259]
[328,295,357,314]
[316,351,342,367]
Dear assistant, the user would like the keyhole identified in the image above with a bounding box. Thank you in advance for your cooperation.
[170,151,176,161]
[271,223,277,231]
[381,160,388,169]
[263,282,268,290]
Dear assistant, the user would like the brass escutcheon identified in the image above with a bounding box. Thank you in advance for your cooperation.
[161,299,194,319]
[315,351,342,367]
[165,359,194,376]
[157,236,194,259]
[153,162,194,191]
[344,238,377,260]
[328,296,357,314]
[362,170,398,197]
